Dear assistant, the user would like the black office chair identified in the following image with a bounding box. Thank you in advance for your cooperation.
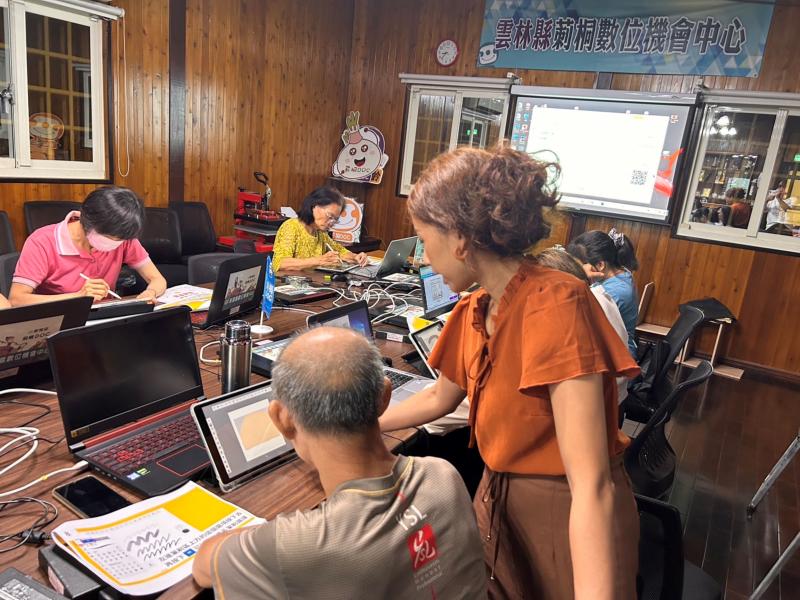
[0,252,20,296]
[625,361,713,500]
[170,201,229,262]
[0,211,15,254]
[188,253,251,286]
[137,207,188,288]
[624,304,706,423]
[23,201,81,234]
[232,239,257,254]
[635,494,722,600]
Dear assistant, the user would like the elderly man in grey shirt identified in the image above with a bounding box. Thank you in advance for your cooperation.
[192,326,487,599]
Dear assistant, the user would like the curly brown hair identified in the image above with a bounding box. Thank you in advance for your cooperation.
[407,145,560,257]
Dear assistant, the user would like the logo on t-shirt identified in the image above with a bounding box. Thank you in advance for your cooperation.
[407,524,438,571]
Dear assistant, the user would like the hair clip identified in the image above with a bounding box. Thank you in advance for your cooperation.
[608,228,625,248]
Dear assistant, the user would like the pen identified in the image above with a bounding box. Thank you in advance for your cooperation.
[79,273,122,300]
[325,242,343,266]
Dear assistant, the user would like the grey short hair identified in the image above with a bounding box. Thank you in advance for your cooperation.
[271,330,386,435]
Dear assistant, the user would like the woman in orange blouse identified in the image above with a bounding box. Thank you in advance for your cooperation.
[380,146,641,599]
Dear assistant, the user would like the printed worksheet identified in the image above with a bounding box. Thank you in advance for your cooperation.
[51,482,263,595]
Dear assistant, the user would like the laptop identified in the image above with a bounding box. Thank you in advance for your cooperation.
[328,236,418,280]
[0,297,92,382]
[274,283,336,305]
[188,254,267,329]
[419,264,459,319]
[307,301,433,404]
[88,298,155,321]
[191,381,295,493]
[48,307,211,497]
[368,264,457,328]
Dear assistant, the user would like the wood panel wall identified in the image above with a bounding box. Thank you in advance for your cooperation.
[2,0,353,247]
[1,0,797,374]
[182,0,354,236]
[346,0,800,375]
[0,0,170,248]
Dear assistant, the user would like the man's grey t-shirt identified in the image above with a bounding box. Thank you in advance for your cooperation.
[210,455,486,599]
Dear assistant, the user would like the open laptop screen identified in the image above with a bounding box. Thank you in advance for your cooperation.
[221,264,262,312]
[0,297,92,373]
[306,300,373,339]
[420,265,458,318]
[48,308,203,445]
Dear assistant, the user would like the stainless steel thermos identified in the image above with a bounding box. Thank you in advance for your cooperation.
[220,320,252,393]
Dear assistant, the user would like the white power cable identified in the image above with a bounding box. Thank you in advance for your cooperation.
[199,341,221,365]
[0,427,39,478]
[0,461,89,498]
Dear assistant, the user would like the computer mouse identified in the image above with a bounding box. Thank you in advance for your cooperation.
[332,273,349,282]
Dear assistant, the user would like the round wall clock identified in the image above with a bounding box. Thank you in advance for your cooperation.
[435,39,459,67]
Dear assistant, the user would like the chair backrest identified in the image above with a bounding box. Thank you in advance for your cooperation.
[141,207,182,264]
[23,201,81,235]
[0,251,20,296]
[232,239,256,254]
[170,201,217,256]
[635,494,685,600]
[637,281,655,326]
[0,211,15,254]
[625,361,713,498]
[656,304,706,382]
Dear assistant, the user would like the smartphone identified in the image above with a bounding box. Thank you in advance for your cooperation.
[52,475,132,518]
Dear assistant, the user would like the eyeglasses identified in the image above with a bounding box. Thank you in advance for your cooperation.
[319,208,341,223]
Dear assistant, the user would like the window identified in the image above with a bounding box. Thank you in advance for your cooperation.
[677,91,800,254]
[0,0,118,180]
[398,74,513,196]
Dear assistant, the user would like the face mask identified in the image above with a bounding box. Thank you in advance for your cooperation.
[86,230,124,252]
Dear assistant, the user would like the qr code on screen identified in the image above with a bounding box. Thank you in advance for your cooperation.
[630,170,647,185]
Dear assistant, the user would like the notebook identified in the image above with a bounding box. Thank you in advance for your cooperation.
[48,307,210,497]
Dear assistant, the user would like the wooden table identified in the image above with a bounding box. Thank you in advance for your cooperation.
[0,269,422,598]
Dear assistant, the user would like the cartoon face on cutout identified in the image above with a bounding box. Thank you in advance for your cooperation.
[333,126,388,181]
[334,198,362,232]
[478,43,498,65]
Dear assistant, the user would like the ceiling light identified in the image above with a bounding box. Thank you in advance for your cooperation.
[728,127,737,136]
[719,126,729,135]
[716,115,731,127]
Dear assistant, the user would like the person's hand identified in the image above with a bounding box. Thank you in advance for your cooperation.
[318,251,341,267]
[137,289,158,303]
[80,277,110,302]
[581,263,605,282]
[355,252,369,267]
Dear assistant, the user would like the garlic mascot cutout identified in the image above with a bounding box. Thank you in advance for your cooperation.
[332,111,389,184]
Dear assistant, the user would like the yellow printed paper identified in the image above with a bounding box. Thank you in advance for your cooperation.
[51,482,262,596]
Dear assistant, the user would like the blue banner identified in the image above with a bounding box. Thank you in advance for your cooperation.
[261,255,275,318]
[477,0,774,77]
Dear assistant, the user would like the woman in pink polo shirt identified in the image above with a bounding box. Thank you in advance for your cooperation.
[10,187,167,306]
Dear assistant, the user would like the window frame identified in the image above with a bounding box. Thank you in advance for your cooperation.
[0,0,108,180]
[675,91,800,255]
[397,74,513,197]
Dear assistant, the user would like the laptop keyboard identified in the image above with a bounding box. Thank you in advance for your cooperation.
[350,265,379,278]
[89,414,200,475]
[385,369,413,389]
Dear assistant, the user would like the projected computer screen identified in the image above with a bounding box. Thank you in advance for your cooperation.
[509,94,694,222]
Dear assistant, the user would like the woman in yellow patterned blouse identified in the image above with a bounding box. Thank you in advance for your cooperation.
[272,186,368,272]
